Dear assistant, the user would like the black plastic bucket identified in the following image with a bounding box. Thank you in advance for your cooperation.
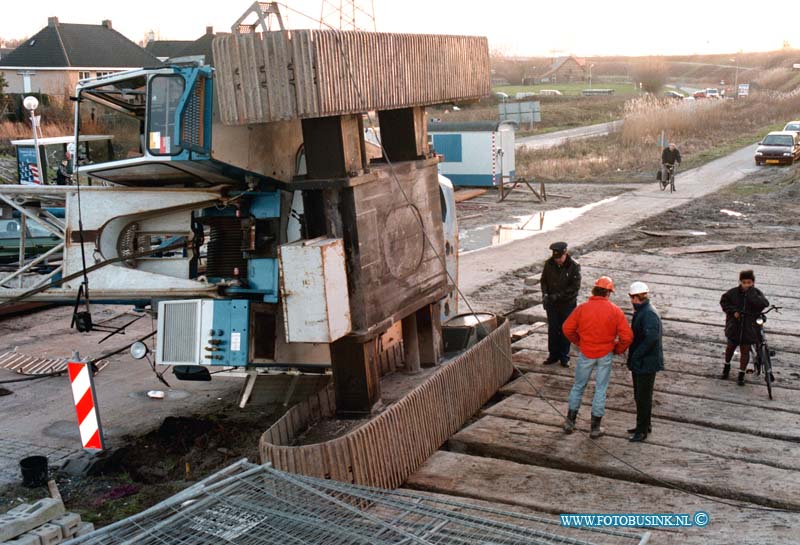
[19,455,48,488]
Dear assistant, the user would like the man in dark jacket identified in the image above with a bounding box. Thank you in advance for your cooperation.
[720,270,770,386]
[540,241,581,367]
[661,143,681,185]
[626,281,663,443]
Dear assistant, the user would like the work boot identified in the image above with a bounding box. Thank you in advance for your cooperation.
[720,364,731,379]
[563,409,578,434]
[590,415,604,439]
[543,357,558,365]
[559,359,570,368]
[627,425,652,434]
[629,431,648,442]
[737,372,746,386]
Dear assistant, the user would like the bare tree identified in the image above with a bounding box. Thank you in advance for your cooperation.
[633,57,668,94]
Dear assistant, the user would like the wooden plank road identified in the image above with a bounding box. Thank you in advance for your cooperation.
[513,332,800,386]
[405,251,800,544]
[499,371,800,442]
[449,415,800,510]
[407,451,800,545]
[486,394,800,472]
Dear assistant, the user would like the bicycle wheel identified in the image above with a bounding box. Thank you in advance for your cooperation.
[761,345,773,400]
[670,174,675,193]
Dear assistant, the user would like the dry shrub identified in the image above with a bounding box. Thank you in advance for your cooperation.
[518,90,800,181]
[0,120,73,141]
[753,68,796,90]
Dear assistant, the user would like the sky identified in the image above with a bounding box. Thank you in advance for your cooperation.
[0,0,798,57]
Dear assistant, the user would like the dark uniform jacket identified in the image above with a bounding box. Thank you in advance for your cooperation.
[627,300,664,374]
[720,286,769,345]
[540,255,581,310]
[661,147,682,165]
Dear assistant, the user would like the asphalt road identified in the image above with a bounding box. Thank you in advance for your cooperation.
[459,143,760,296]
[515,120,623,150]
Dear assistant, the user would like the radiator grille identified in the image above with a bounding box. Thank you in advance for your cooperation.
[181,77,206,151]
[161,301,200,364]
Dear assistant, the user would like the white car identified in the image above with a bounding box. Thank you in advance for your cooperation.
[783,121,800,134]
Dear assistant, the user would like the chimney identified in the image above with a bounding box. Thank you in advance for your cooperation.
[206,26,214,35]
[101,19,112,29]
[47,17,59,28]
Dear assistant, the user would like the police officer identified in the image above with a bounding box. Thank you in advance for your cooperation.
[540,241,581,367]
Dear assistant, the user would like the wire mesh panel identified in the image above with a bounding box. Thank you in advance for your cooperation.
[65,461,648,545]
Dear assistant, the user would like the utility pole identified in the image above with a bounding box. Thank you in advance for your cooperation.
[320,0,376,31]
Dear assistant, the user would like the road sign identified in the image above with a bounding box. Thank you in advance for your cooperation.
[68,361,105,451]
[738,84,750,97]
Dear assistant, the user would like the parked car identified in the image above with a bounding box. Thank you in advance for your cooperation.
[783,121,800,134]
[754,131,800,166]
[493,91,509,101]
[0,218,61,263]
[693,90,707,99]
[705,88,721,99]
[663,90,684,100]
[538,89,563,96]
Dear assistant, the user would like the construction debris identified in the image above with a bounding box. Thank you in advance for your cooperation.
[0,353,109,376]
[649,241,800,256]
[636,229,707,237]
[454,188,487,203]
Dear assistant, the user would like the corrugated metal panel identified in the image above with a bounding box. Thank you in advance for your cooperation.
[213,30,490,125]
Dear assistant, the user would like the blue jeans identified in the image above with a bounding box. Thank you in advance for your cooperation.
[567,351,614,417]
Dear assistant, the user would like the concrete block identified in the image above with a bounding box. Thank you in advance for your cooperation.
[2,532,42,545]
[49,514,80,539]
[27,523,61,545]
[74,522,94,537]
[523,276,540,286]
[512,305,547,325]
[513,295,540,308]
[0,499,65,541]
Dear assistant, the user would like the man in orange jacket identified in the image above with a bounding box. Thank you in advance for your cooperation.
[561,276,633,438]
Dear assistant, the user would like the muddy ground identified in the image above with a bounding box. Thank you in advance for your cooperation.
[580,164,800,268]
[457,182,639,254]
[468,163,800,317]
[0,410,278,527]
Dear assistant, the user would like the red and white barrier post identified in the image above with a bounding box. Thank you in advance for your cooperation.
[67,361,105,451]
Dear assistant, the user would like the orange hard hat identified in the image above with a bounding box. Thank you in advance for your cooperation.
[594,276,615,292]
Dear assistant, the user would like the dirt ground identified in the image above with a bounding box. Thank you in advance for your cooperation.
[478,163,799,314]
[580,164,800,268]
[0,409,278,527]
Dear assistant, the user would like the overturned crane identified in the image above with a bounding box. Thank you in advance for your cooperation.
[0,7,490,416]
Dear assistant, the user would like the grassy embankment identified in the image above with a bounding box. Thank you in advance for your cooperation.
[517,91,800,182]
[430,94,628,136]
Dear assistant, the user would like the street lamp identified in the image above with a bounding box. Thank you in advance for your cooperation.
[730,55,740,99]
[588,63,595,88]
[23,96,45,185]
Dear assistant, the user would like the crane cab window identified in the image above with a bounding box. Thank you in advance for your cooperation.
[147,76,185,156]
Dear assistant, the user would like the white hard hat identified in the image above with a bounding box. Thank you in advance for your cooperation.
[629,281,649,295]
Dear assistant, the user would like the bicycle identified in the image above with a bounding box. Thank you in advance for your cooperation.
[660,163,677,193]
[750,305,781,400]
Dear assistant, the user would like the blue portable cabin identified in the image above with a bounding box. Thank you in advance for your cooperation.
[428,121,516,188]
